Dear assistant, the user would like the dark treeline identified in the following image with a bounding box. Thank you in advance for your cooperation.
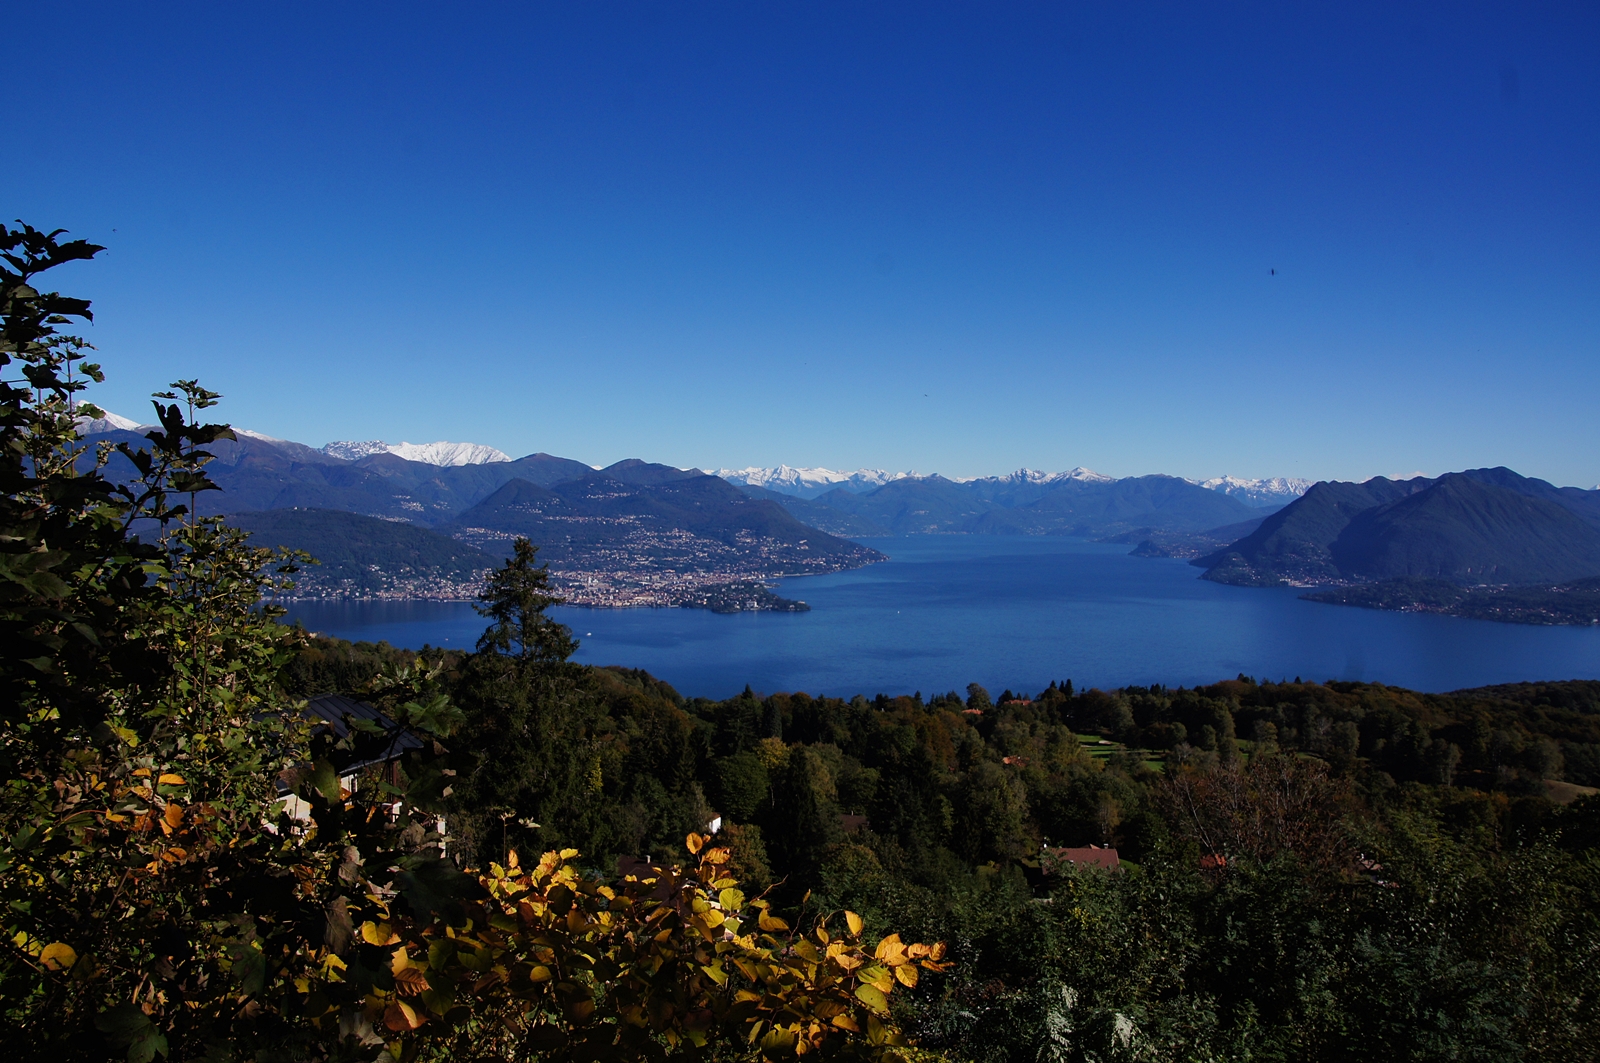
[303,628,1600,1060]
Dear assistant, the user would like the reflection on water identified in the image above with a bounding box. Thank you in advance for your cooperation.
[282,536,1600,700]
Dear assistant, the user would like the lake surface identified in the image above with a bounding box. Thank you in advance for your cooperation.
[281,536,1600,700]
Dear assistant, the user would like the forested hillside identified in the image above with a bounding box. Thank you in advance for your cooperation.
[229,508,496,597]
[291,626,1600,1061]
[448,466,879,571]
[1203,468,1600,586]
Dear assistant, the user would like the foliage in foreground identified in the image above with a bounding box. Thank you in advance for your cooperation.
[0,223,942,1062]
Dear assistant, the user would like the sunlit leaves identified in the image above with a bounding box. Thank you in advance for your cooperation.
[280,833,950,1060]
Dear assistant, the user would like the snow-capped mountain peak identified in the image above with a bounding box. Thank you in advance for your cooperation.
[235,428,289,444]
[716,465,915,499]
[74,409,144,434]
[321,440,511,466]
[321,440,396,461]
[962,467,1116,486]
[1196,475,1314,507]
[390,441,511,466]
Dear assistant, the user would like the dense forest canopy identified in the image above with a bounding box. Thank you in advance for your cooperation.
[292,628,1600,1060]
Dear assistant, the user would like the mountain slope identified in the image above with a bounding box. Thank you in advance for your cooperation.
[1008,475,1261,533]
[448,471,884,574]
[739,486,893,537]
[796,472,1262,537]
[1201,469,1600,587]
[1332,476,1600,583]
[1199,477,1429,585]
[811,476,1003,534]
[230,508,496,597]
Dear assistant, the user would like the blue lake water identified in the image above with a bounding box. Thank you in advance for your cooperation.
[281,536,1600,700]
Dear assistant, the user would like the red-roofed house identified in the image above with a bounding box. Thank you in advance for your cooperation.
[1041,844,1121,873]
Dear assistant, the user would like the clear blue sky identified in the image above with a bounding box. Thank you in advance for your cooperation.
[8,2,1598,486]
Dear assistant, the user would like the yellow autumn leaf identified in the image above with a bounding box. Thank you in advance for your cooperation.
[383,999,423,1031]
[157,773,186,786]
[39,942,76,971]
[854,983,889,1015]
[361,921,398,946]
[859,964,893,993]
[394,966,431,995]
[894,964,919,988]
[845,910,864,937]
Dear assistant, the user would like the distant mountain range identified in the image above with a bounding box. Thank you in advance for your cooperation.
[81,419,880,607]
[718,464,1312,507]
[736,470,1275,539]
[714,466,915,499]
[80,415,1600,622]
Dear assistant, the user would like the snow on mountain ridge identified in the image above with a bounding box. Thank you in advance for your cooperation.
[74,409,144,434]
[321,441,392,461]
[321,440,510,466]
[716,465,917,498]
[1195,475,1314,506]
[957,467,1116,486]
[390,441,511,466]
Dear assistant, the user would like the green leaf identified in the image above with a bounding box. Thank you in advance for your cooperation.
[231,943,266,996]
[95,1004,169,1063]
[309,758,340,801]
